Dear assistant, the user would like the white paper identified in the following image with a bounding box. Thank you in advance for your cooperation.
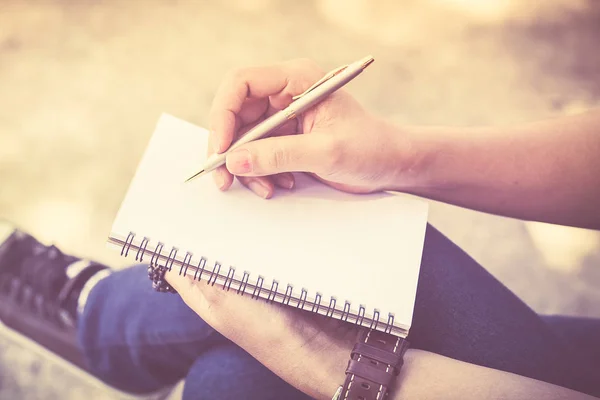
[110,113,429,330]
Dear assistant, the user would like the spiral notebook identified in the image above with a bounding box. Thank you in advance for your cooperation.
[107,113,428,337]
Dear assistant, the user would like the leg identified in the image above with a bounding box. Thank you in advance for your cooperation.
[5,221,598,397]
[542,315,600,370]
[78,264,314,397]
[407,225,600,397]
[77,264,220,393]
[0,222,313,397]
[181,344,311,400]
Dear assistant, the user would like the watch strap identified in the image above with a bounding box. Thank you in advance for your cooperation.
[340,329,409,400]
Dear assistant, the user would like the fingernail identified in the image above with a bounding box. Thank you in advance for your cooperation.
[248,180,270,199]
[213,137,221,153]
[213,169,226,190]
[276,174,295,189]
[226,149,252,174]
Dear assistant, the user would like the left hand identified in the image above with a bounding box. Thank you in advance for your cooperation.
[166,269,361,400]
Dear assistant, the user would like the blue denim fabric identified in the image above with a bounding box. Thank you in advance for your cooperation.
[78,225,600,399]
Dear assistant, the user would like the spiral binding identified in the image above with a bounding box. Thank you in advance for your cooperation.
[117,232,398,335]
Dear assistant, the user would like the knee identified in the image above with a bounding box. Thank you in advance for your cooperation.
[77,265,150,349]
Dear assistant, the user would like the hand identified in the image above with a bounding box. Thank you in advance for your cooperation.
[165,271,599,400]
[166,269,361,400]
[208,58,413,198]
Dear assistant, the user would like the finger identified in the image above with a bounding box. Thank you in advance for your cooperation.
[267,60,324,110]
[214,113,299,187]
[212,165,234,191]
[238,97,269,127]
[164,270,221,329]
[210,118,299,193]
[210,116,265,192]
[209,60,323,154]
[263,109,300,137]
[234,113,299,149]
[232,98,271,143]
[237,175,275,199]
[165,269,287,346]
[165,268,194,295]
[272,172,295,190]
[209,99,270,191]
[207,98,268,155]
[207,131,234,191]
[165,268,248,326]
[209,65,289,154]
[225,134,332,177]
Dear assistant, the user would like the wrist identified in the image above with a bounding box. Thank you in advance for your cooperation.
[267,313,359,400]
[288,320,412,400]
[379,121,432,192]
[387,123,495,197]
[384,122,468,196]
[335,328,411,400]
[282,334,353,400]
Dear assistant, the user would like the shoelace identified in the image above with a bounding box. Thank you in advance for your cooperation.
[0,241,77,327]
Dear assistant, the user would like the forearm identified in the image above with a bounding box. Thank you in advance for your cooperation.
[310,346,594,400]
[386,349,596,400]
[395,110,600,229]
[279,328,594,400]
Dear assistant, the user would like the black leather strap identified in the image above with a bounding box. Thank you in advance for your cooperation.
[340,329,409,400]
[352,342,403,366]
[346,360,395,387]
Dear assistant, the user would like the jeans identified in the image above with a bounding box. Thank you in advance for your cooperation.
[77,225,600,399]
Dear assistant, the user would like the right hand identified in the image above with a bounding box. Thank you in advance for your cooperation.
[208,58,413,198]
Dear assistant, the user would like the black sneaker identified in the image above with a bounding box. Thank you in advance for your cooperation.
[0,222,179,399]
[0,221,110,371]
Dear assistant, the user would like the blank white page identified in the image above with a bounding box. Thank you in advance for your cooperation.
[109,113,428,332]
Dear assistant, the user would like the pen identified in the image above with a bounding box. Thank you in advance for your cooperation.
[184,55,375,183]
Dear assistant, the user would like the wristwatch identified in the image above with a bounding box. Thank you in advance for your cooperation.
[334,329,409,399]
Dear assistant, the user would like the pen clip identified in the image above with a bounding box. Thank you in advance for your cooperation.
[291,64,348,101]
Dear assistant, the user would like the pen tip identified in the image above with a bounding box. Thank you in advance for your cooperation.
[184,170,204,183]
[361,55,374,69]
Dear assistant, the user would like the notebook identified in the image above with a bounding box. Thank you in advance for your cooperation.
[107,113,429,337]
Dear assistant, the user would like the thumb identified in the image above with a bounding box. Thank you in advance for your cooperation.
[225,134,332,176]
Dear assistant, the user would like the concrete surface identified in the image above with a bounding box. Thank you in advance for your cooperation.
[1,0,599,399]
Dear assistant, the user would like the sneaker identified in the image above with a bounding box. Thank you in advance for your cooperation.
[0,221,110,370]
[0,221,179,399]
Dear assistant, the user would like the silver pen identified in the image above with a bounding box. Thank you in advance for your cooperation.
[184,55,375,183]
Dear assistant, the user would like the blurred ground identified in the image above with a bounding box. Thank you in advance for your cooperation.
[1,0,599,399]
